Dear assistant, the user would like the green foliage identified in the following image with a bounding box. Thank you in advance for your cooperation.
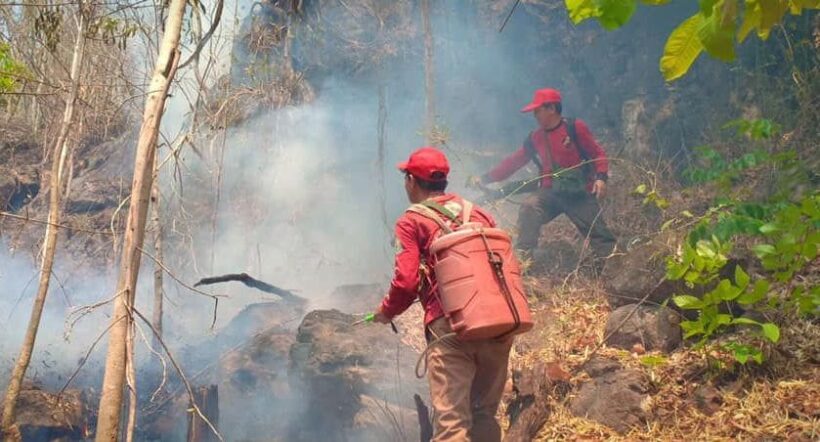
[87,17,140,50]
[659,117,818,366]
[632,182,670,210]
[565,0,820,81]
[0,42,29,97]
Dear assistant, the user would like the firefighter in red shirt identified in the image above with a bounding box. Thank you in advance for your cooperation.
[373,147,513,442]
[471,88,616,273]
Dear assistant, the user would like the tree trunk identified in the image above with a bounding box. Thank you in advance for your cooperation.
[151,166,163,351]
[94,0,186,439]
[1,7,87,440]
[186,385,220,442]
[420,0,435,141]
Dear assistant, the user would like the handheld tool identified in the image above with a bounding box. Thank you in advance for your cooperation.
[352,313,399,333]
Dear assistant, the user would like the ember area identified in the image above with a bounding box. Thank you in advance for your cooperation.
[1,0,818,441]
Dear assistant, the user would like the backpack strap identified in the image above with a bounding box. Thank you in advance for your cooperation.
[406,204,453,234]
[563,117,588,161]
[406,199,475,234]
[523,133,543,172]
[461,200,473,225]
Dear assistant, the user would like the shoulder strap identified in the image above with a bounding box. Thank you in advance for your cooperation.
[523,133,543,172]
[461,200,473,225]
[406,203,453,234]
[563,117,587,161]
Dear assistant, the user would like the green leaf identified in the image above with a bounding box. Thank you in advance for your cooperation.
[697,0,737,61]
[634,183,647,194]
[737,279,769,305]
[761,323,780,343]
[734,265,750,289]
[682,210,695,218]
[661,219,676,231]
[673,295,704,309]
[660,14,705,81]
[732,317,760,326]
[752,244,776,257]
[699,0,719,16]
[566,0,599,24]
[738,1,761,42]
[597,0,638,30]
[757,0,790,39]
[759,223,779,234]
[641,0,671,4]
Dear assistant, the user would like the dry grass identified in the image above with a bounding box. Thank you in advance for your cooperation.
[507,278,820,441]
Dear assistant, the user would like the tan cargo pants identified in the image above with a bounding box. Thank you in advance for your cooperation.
[425,317,514,442]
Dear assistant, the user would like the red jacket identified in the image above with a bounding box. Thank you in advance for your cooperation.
[380,194,496,324]
[486,119,608,190]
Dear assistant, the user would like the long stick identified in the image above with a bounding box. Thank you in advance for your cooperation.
[1,5,87,440]
[94,0,186,437]
[420,0,435,141]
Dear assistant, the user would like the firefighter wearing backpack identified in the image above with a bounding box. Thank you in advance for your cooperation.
[373,146,521,442]
[470,87,616,274]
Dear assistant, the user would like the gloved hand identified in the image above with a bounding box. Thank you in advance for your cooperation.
[372,305,391,324]
[466,175,484,189]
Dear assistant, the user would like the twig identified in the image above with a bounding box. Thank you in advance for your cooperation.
[58,318,122,396]
[131,307,224,441]
[499,0,522,33]
[137,246,226,300]
[0,211,116,236]
[132,319,169,404]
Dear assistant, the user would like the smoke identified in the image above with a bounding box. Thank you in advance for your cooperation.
[1,1,699,439]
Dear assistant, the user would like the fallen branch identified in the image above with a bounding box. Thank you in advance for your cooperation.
[193,273,304,303]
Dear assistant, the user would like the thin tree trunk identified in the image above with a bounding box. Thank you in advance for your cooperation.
[150,167,163,351]
[124,322,137,442]
[420,0,435,141]
[94,0,186,438]
[1,7,87,440]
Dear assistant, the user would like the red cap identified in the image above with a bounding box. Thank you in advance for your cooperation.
[397,147,450,182]
[520,88,562,113]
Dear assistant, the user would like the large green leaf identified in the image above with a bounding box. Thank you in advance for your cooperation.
[757,0,790,39]
[673,295,704,309]
[661,14,706,81]
[566,0,599,24]
[698,0,737,61]
[761,323,780,343]
[597,0,638,29]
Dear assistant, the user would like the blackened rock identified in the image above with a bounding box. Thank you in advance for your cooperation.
[529,240,581,276]
[570,368,650,433]
[604,304,682,352]
[288,309,426,441]
[601,234,680,308]
[16,386,89,441]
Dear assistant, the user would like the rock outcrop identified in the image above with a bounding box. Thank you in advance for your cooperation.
[604,304,682,352]
[288,309,426,441]
[570,358,650,433]
[15,386,90,441]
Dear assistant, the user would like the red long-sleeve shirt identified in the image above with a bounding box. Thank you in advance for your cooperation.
[380,194,496,325]
[486,119,608,189]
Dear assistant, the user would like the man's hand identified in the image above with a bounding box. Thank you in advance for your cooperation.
[373,306,391,324]
[466,175,483,189]
[592,179,606,200]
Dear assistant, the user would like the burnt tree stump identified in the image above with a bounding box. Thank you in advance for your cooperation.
[187,385,220,442]
[504,362,571,442]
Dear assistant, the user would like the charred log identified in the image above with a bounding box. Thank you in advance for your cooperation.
[504,362,571,442]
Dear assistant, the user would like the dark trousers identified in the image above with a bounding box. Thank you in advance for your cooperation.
[517,188,616,265]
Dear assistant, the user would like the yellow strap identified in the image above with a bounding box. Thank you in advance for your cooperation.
[407,204,453,233]
[461,199,473,224]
